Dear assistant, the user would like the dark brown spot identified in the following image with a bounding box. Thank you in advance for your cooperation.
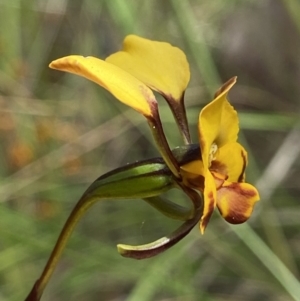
[224,211,248,224]
[238,150,247,182]
[208,191,214,202]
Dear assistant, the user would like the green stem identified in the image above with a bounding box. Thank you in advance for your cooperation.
[25,195,96,301]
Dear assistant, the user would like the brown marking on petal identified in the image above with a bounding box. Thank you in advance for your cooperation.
[140,85,158,110]
[221,183,257,224]
[214,77,237,98]
[229,182,257,198]
[225,209,251,224]
[238,150,247,183]
[210,160,227,176]
[185,174,205,190]
[201,191,215,230]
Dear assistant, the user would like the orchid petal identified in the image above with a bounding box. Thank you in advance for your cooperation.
[106,35,190,101]
[198,77,237,169]
[216,181,260,224]
[106,35,192,143]
[217,96,239,148]
[200,172,216,234]
[211,142,247,183]
[49,55,156,117]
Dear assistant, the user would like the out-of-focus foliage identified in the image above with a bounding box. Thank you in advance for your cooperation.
[1,1,300,300]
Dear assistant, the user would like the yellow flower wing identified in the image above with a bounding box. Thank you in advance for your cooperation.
[49,55,156,117]
[106,35,190,101]
[211,142,247,183]
[216,181,260,224]
[198,77,237,169]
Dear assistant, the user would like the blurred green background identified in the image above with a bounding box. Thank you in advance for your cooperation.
[1,0,300,300]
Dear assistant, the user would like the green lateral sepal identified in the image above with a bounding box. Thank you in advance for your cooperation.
[117,186,203,259]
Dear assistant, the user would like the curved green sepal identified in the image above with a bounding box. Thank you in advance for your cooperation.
[117,216,198,259]
[144,195,193,221]
[117,186,203,259]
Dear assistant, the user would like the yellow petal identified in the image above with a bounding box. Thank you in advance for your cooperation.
[217,95,239,148]
[216,181,260,224]
[106,35,190,101]
[181,161,216,233]
[49,55,156,117]
[200,172,217,234]
[210,142,247,183]
[198,77,237,169]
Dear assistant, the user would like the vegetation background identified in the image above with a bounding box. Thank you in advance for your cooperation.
[1,0,300,300]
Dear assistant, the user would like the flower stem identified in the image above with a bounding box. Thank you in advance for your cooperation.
[165,93,191,145]
[24,195,95,301]
[147,105,181,178]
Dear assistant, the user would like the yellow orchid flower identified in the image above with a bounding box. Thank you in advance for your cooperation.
[26,35,260,301]
[181,77,260,233]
